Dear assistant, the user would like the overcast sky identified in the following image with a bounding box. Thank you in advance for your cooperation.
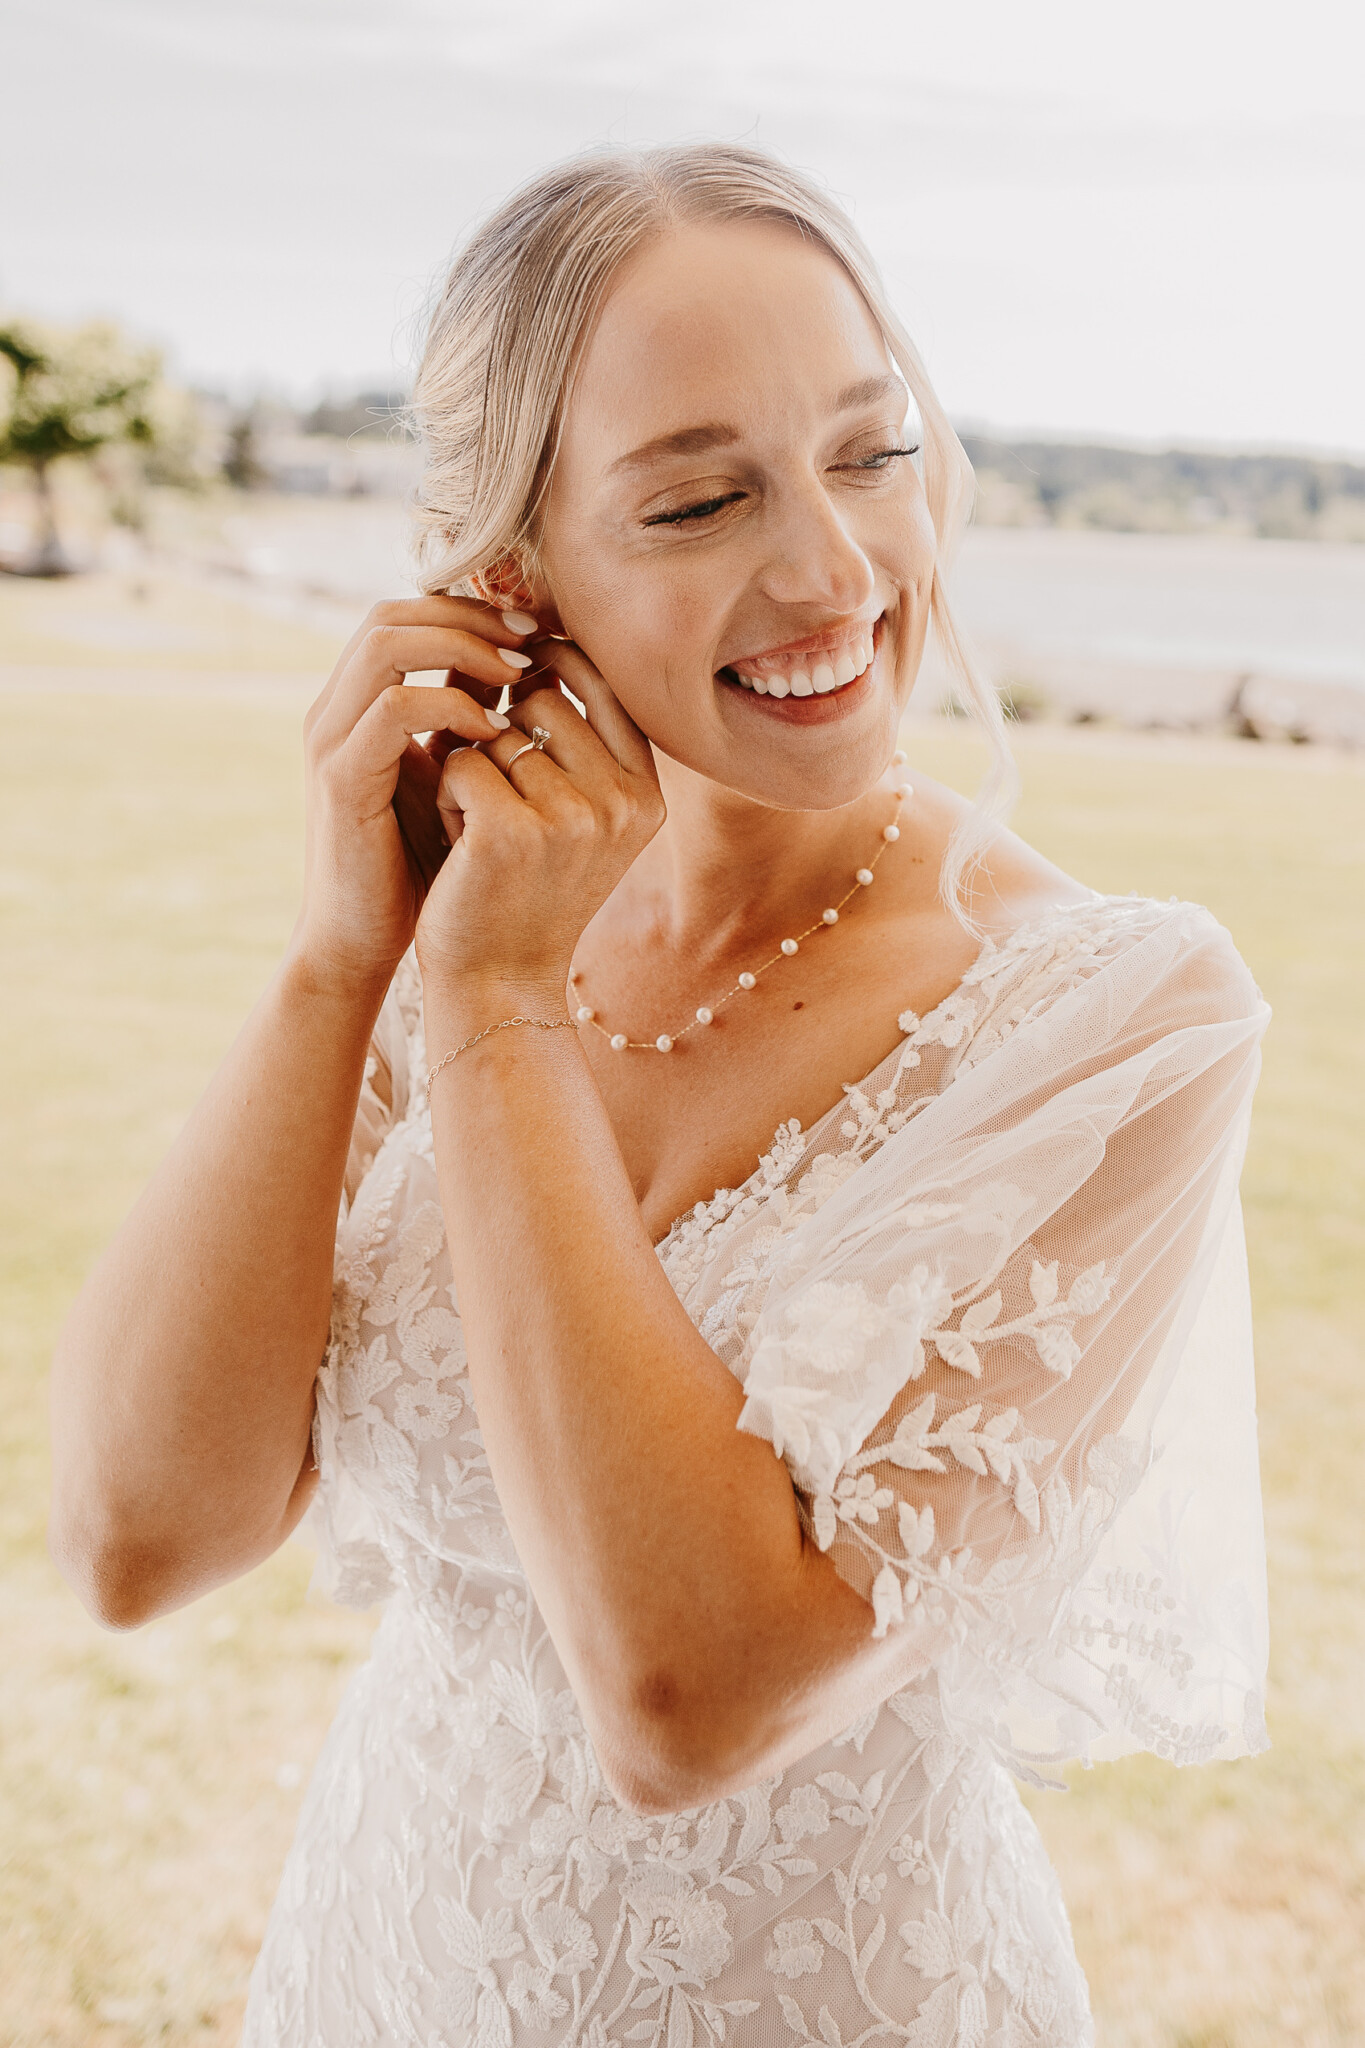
[4,0,1364,450]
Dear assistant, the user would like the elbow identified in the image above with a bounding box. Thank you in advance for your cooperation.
[589,1665,765,1819]
[49,1512,172,1631]
[48,1478,196,1631]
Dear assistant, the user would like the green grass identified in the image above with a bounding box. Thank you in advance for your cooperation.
[2,699,1362,2045]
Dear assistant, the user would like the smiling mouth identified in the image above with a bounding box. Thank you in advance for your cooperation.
[717,619,880,699]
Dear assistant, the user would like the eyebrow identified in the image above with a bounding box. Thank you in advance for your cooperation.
[607,373,908,479]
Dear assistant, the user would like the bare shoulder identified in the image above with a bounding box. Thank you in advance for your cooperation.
[902,774,1091,937]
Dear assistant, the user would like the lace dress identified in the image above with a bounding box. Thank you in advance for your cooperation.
[243,895,1270,2048]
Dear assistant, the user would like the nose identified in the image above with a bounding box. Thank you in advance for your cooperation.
[756,470,877,616]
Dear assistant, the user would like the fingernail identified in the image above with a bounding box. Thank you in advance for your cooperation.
[497,648,533,669]
[501,609,538,635]
[484,708,511,729]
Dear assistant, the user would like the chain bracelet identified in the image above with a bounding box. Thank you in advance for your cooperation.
[425,1015,577,1101]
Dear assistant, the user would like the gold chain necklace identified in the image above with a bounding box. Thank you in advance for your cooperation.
[569,762,912,1053]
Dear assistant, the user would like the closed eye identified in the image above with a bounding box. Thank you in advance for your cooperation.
[838,444,920,472]
[643,490,747,527]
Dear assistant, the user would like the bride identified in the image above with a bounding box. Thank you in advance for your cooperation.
[51,145,1270,2046]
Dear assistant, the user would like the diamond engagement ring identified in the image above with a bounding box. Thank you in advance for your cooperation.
[504,725,553,771]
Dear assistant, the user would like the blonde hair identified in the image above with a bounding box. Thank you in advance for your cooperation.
[410,142,1015,909]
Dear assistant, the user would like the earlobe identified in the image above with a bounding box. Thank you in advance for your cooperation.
[471,557,566,639]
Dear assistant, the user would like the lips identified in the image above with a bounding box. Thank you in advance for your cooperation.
[717,618,880,701]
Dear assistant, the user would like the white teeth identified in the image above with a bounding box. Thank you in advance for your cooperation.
[732,634,877,696]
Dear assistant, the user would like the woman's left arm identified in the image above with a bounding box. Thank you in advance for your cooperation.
[418,658,921,1817]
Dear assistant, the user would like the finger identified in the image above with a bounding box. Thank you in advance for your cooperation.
[435,736,525,843]
[476,716,633,837]
[310,593,537,726]
[341,685,508,796]
[319,623,537,744]
[522,641,657,780]
[393,741,451,886]
[497,683,649,804]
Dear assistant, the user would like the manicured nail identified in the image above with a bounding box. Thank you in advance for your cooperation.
[501,609,538,635]
[497,648,533,669]
[484,708,511,729]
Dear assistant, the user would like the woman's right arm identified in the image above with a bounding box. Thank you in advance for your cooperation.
[48,596,531,1628]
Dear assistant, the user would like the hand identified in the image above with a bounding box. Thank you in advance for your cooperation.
[290,595,537,994]
[415,640,665,1007]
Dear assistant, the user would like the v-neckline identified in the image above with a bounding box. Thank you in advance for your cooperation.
[648,891,1108,1256]
[649,928,995,1255]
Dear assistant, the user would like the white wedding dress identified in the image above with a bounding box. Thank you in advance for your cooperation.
[243,893,1270,2048]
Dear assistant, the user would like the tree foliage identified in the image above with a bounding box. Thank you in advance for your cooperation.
[0,318,164,570]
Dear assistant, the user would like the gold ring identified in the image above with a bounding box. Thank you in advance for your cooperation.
[504,726,553,771]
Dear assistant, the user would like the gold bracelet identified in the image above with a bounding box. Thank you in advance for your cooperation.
[425,1015,577,1100]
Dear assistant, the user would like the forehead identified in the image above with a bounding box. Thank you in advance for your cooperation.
[560,220,898,480]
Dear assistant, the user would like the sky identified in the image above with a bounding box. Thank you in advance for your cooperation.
[3,0,1364,451]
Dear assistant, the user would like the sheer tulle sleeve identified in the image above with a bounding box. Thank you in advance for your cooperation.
[677,898,1270,1778]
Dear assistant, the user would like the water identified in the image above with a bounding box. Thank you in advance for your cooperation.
[946,527,1365,690]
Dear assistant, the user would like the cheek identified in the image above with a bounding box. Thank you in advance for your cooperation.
[558,546,729,693]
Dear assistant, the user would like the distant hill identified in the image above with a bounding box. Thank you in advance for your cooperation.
[959,434,1365,544]
[301,391,409,441]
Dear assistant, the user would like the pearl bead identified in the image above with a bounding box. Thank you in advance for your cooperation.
[892,748,907,765]
[575,1005,594,1024]
[610,1033,628,1051]
[882,824,900,842]
[781,938,799,956]
[896,782,914,800]
[856,868,875,886]
[738,972,757,990]
[655,1034,673,1052]
[822,908,839,924]
[695,1006,713,1025]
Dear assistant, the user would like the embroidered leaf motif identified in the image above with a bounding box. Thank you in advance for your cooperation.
[858,1915,887,1975]
[1030,1259,1059,1307]
[879,1392,945,1474]
[872,1564,904,1637]
[812,1916,853,1960]
[779,1994,812,2037]
[931,1331,982,1377]
[959,1291,1002,1337]
[898,1499,935,1558]
[899,1908,955,1978]
[667,1989,695,2048]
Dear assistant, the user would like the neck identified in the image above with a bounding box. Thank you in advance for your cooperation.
[611,752,897,962]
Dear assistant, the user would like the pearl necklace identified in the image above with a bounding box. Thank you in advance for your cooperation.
[570,760,912,1053]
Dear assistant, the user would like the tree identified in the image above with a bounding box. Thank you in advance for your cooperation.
[0,319,161,574]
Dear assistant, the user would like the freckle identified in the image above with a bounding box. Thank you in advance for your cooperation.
[793,1000,804,1010]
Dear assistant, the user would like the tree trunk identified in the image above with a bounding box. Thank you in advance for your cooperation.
[27,459,73,576]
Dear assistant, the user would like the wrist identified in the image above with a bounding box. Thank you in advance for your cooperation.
[417,962,571,1030]
[279,936,397,1017]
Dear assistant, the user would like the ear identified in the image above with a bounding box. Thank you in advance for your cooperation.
[472,554,565,637]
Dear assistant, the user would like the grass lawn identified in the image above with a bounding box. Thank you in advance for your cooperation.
[1,690,1361,2046]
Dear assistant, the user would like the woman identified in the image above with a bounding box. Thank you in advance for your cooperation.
[51,146,1270,2046]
